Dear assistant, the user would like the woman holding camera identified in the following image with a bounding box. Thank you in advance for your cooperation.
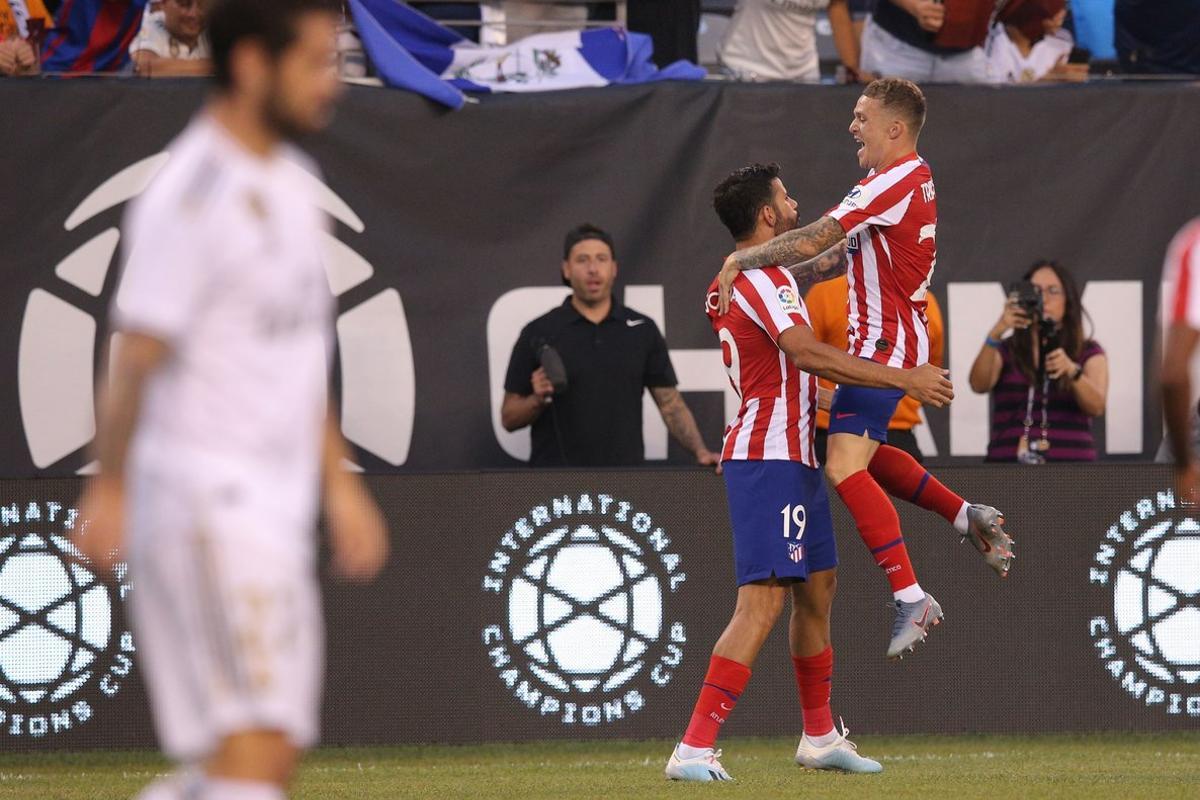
[969,261,1108,462]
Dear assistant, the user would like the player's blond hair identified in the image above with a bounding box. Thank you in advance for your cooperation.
[863,78,927,137]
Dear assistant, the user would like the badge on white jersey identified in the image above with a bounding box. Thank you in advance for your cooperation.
[777,285,802,314]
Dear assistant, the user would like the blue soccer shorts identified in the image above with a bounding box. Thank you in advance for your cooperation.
[827,384,905,444]
[722,460,838,586]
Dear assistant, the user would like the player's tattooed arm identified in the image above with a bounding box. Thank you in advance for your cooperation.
[717,216,846,313]
[788,241,849,295]
[651,387,721,471]
[734,216,846,273]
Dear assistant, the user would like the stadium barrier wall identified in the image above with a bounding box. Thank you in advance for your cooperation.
[2,464,1198,751]
[2,81,1200,476]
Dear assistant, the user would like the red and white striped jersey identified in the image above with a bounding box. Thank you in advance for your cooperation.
[706,267,819,466]
[826,152,937,369]
[1164,217,1200,330]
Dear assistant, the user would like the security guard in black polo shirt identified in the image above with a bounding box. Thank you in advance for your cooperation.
[501,224,720,469]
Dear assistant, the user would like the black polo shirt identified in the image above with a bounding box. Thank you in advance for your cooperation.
[873,0,973,55]
[504,296,677,467]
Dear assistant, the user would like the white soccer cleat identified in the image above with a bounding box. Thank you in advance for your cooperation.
[794,720,883,773]
[665,744,734,782]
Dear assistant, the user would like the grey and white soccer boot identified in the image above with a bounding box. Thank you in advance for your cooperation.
[887,592,943,660]
[963,504,1015,578]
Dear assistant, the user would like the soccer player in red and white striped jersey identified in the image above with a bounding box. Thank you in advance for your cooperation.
[1160,217,1200,502]
[713,79,1013,662]
[666,164,953,782]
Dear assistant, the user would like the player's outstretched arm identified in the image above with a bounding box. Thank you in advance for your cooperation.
[74,333,171,575]
[778,325,954,408]
[718,217,845,313]
[322,413,390,582]
[1162,322,1200,500]
[787,241,849,295]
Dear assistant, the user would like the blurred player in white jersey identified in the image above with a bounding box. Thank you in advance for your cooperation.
[665,164,953,782]
[72,1,389,798]
[714,78,1013,660]
[1160,217,1200,501]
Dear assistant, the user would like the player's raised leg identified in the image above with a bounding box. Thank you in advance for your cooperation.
[825,386,942,660]
[867,444,1014,576]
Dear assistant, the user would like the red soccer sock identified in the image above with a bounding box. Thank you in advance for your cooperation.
[835,470,919,594]
[681,655,752,749]
[792,647,835,737]
[868,445,966,526]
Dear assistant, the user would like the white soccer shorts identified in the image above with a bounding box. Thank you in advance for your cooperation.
[125,466,324,763]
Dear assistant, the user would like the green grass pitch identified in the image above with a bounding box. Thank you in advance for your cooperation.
[2,734,1197,799]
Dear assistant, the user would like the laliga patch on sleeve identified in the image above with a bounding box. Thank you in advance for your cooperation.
[777,286,802,314]
[842,185,866,209]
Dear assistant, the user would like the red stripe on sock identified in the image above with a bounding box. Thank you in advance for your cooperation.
[682,655,751,749]
[792,646,834,736]
[868,445,964,525]
[835,470,918,593]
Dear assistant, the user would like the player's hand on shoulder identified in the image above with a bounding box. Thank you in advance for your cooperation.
[326,475,390,583]
[902,363,954,408]
[73,477,125,577]
[717,253,740,315]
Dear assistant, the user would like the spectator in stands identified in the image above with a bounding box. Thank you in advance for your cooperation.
[806,274,943,462]
[860,0,991,83]
[1070,0,1116,62]
[718,0,869,83]
[0,0,50,76]
[628,0,701,66]
[986,0,1086,83]
[130,0,212,77]
[503,4,584,44]
[969,261,1108,463]
[501,224,720,468]
[1115,0,1200,75]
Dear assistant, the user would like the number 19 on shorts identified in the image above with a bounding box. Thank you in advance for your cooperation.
[781,504,807,539]
[781,504,806,564]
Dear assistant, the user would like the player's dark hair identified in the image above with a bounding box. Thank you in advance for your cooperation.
[862,78,927,137]
[208,0,340,90]
[712,162,781,241]
[1009,260,1091,386]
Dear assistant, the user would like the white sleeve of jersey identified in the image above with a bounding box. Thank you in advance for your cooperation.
[111,198,209,343]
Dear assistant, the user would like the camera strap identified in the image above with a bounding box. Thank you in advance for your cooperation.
[1018,374,1051,464]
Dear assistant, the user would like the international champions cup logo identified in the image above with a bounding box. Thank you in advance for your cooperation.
[481,494,687,727]
[18,152,414,474]
[0,501,133,738]
[1088,490,1200,718]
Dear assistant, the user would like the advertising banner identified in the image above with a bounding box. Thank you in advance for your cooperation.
[2,464,1197,751]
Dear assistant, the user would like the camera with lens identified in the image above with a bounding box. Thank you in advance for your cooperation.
[1008,280,1043,321]
[1007,280,1060,369]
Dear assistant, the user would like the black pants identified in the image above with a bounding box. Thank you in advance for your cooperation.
[626,0,701,66]
[814,427,924,466]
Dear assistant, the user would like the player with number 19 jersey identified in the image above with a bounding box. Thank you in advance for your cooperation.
[705,267,837,586]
